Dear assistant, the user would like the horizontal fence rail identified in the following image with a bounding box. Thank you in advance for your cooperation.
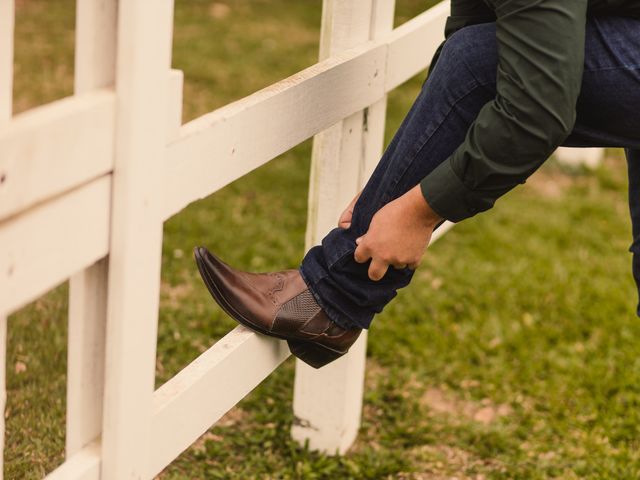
[163,2,449,220]
[0,176,112,313]
[0,91,115,222]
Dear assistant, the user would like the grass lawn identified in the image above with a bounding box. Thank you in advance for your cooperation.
[6,1,640,478]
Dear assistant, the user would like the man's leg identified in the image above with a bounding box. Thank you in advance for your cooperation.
[559,16,640,317]
[301,16,640,330]
[300,24,499,330]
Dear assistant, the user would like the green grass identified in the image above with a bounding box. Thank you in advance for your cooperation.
[6,1,640,479]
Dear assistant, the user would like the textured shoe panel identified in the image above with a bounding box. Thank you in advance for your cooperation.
[283,289,320,316]
[272,289,321,333]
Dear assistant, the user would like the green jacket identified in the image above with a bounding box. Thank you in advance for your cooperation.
[420,0,640,222]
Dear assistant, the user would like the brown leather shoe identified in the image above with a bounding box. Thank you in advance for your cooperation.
[194,246,361,368]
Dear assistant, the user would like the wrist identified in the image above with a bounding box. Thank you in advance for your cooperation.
[408,184,442,228]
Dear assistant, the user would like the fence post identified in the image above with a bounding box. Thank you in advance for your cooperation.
[100,1,174,478]
[0,1,13,477]
[66,0,117,457]
[0,0,12,120]
[555,147,604,170]
[292,0,395,454]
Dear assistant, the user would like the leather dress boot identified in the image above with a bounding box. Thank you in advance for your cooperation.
[194,246,362,369]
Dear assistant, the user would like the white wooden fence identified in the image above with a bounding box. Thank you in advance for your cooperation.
[0,0,456,477]
[0,0,607,477]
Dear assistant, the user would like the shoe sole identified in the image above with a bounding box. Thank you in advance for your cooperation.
[194,247,345,369]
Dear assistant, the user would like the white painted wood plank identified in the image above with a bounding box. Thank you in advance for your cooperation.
[362,0,395,181]
[149,327,290,478]
[0,176,111,314]
[0,92,116,222]
[292,334,368,453]
[555,147,604,170]
[292,0,395,455]
[74,0,117,94]
[361,0,393,182]
[0,1,12,476]
[100,1,174,478]
[44,441,101,480]
[66,0,117,460]
[304,117,363,248]
[431,220,454,243]
[166,69,183,142]
[67,258,108,455]
[162,43,386,220]
[385,1,449,91]
[317,0,374,59]
[0,0,13,121]
[0,315,6,480]
[303,0,376,247]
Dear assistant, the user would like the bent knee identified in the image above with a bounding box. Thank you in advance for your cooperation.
[436,23,498,86]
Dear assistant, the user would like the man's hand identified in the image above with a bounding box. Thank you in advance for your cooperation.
[338,191,361,229]
[354,185,442,281]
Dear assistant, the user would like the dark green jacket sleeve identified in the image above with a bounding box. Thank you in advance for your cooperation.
[421,0,588,222]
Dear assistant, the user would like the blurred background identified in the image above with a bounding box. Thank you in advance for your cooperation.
[7,0,640,478]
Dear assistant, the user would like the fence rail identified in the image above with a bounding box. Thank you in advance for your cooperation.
[0,1,451,477]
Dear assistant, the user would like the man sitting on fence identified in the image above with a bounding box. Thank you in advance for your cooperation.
[195,0,640,368]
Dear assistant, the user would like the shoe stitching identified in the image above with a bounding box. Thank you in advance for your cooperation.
[265,272,286,306]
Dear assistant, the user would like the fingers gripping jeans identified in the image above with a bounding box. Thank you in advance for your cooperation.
[300,17,640,330]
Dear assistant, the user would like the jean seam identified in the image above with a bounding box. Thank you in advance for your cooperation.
[584,65,640,73]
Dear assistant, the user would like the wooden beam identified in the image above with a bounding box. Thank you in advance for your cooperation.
[166,69,183,142]
[74,0,117,94]
[66,258,108,454]
[44,441,101,480]
[99,1,175,478]
[148,327,290,477]
[292,0,395,455]
[0,314,5,480]
[0,176,111,314]
[0,91,116,222]
[0,0,13,121]
[0,1,13,477]
[66,0,117,459]
[555,147,604,170]
[162,42,386,219]
[431,221,454,243]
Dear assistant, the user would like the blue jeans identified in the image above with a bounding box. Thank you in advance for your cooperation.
[300,16,640,330]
